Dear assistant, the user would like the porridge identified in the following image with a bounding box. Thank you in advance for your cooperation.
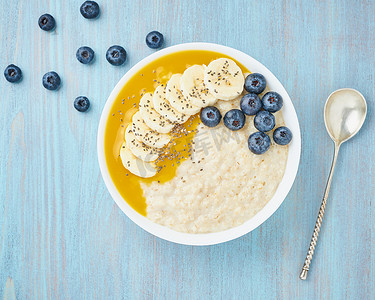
[104,50,291,233]
[142,100,288,233]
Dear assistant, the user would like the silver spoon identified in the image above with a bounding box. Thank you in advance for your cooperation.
[299,88,367,280]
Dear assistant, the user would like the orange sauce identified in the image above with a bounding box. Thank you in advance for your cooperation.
[104,50,249,216]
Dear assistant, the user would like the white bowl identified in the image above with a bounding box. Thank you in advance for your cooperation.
[97,42,301,246]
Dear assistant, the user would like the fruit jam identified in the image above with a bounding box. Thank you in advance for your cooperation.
[104,50,248,216]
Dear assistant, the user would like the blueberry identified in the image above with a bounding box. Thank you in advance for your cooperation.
[254,111,275,132]
[200,106,222,127]
[273,126,292,145]
[4,64,22,83]
[80,1,100,19]
[223,109,246,131]
[76,46,95,64]
[262,91,283,113]
[42,71,61,90]
[248,132,271,155]
[106,45,127,66]
[74,96,90,112]
[146,31,164,49]
[240,93,262,116]
[244,73,266,94]
[38,14,56,31]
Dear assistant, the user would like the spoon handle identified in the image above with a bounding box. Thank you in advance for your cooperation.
[299,142,341,280]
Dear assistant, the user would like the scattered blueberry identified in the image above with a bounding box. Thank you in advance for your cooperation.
[146,31,164,49]
[200,106,222,127]
[262,91,283,113]
[74,96,90,112]
[80,1,100,19]
[254,111,275,132]
[223,109,246,131]
[240,93,262,115]
[4,64,22,83]
[273,126,293,145]
[76,46,95,64]
[248,132,271,155]
[106,45,127,66]
[42,71,61,90]
[38,14,56,31]
[244,73,266,94]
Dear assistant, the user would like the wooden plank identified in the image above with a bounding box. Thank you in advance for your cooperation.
[0,0,374,298]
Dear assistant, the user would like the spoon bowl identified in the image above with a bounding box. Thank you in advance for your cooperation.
[324,88,367,144]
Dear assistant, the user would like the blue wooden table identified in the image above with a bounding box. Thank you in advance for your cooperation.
[1,0,374,299]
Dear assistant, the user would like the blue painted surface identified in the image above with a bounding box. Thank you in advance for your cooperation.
[0,0,374,299]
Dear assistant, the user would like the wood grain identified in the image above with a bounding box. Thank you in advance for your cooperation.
[0,0,374,299]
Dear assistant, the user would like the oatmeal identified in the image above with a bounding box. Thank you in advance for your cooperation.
[104,51,291,233]
[142,99,288,233]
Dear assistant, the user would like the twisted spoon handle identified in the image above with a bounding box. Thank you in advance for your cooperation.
[300,142,341,280]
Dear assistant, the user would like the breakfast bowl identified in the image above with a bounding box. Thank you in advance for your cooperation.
[97,42,301,246]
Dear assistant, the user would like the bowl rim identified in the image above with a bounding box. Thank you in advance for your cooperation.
[97,42,301,246]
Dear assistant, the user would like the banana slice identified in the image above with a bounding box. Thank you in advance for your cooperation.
[204,58,244,100]
[153,84,189,124]
[120,142,157,178]
[131,111,171,148]
[139,92,174,134]
[125,125,160,162]
[180,65,217,107]
[166,74,201,115]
